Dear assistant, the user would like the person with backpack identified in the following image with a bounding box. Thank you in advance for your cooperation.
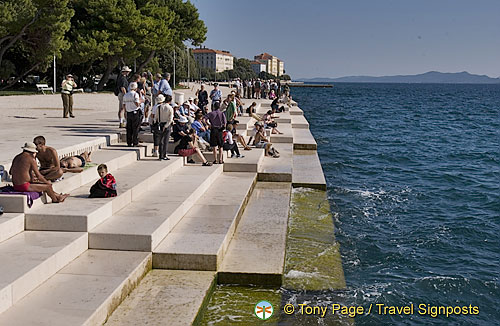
[115,66,131,128]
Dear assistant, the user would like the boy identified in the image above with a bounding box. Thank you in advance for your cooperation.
[89,164,117,198]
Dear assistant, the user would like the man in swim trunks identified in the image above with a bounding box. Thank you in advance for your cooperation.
[9,142,69,203]
[33,136,64,181]
[59,151,92,173]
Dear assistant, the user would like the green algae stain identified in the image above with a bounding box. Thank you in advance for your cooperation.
[199,188,347,325]
[198,286,281,326]
[284,188,346,291]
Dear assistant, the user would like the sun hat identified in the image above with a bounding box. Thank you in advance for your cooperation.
[188,97,193,101]
[121,66,132,72]
[67,74,73,78]
[179,116,188,123]
[156,94,165,103]
[129,82,138,90]
[22,142,38,153]
[183,101,190,106]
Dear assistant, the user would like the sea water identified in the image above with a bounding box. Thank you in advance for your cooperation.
[292,83,499,325]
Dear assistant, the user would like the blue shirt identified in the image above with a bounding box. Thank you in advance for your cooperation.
[210,89,222,101]
[158,78,172,96]
[191,120,203,134]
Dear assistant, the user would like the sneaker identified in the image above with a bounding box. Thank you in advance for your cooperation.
[236,154,245,158]
[119,122,126,128]
[161,156,170,161]
[187,159,195,164]
[152,150,158,157]
[70,115,75,118]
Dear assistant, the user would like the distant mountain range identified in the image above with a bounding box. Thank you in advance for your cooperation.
[298,71,500,84]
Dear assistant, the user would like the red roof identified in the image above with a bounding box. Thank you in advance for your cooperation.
[193,48,233,57]
[254,52,275,60]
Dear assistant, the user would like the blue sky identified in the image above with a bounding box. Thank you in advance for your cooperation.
[191,0,500,79]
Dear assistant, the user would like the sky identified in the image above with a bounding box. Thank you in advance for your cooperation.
[191,0,500,79]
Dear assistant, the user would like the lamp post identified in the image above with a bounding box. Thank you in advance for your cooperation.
[53,55,56,92]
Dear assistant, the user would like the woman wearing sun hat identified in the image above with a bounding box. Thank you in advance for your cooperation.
[61,74,77,118]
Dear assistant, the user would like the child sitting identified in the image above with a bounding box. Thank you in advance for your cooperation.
[223,124,243,158]
[89,164,117,198]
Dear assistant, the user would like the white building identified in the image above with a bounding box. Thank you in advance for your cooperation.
[254,53,285,76]
[250,61,267,75]
[193,48,234,73]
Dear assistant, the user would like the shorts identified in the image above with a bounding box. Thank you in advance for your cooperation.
[13,182,30,192]
[255,141,268,148]
[178,148,197,157]
[210,127,224,148]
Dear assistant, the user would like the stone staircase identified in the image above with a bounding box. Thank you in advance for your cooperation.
[0,98,327,325]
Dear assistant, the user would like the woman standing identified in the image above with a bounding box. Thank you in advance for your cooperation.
[61,74,77,118]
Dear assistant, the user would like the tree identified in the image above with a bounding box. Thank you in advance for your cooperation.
[0,0,73,88]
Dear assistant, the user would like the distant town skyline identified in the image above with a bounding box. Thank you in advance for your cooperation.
[192,0,500,79]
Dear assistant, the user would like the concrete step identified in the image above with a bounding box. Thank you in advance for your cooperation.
[25,157,184,232]
[258,143,293,182]
[291,114,310,128]
[0,195,46,215]
[153,172,257,271]
[270,123,294,143]
[292,128,317,150]
[289,106,304,115]
[105,270,215,326]
[0,213,24,243]
[0,231,87,314]
[0,250,151,326]
[219,182,291,286]
[89,164,223,251]
[293,150,327,190]
[223,147,264,172]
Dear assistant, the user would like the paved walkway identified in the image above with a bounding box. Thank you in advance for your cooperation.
[0,83,231,168]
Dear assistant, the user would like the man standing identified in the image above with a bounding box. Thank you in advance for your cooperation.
[206,101,227,164]
[33,136,64,182]
[61,74,77,118]
[254,78,261,99]
[158,73,173,97]
[196,84,208,114]
[9,142,68,203]
[116,66,131,128]
[209,83,222,111]
[152,94,174,161]
[123,82,143,147]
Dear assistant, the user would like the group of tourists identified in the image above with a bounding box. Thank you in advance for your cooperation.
[231,78,290,101]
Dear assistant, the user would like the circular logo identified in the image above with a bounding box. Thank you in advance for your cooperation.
[254,301,274,320]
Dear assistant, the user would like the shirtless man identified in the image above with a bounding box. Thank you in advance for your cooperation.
[59,151,92,173]
[33,136,64,181]
[10,142,69,203]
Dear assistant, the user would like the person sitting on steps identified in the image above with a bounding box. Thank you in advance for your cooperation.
[174,129,212,166]
[9,142,69,203]
[33,136,64,181]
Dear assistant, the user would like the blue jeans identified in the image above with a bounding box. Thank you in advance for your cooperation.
[198,130,210,142]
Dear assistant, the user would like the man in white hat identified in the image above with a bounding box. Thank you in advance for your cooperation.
[9,142,69,203]
[150,94,174,160]
[115,66,132,128]
[61,74,77,118]
[123,82,143,146]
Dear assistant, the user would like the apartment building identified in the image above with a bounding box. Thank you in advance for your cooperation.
[254,53,285,76]
[193,48,234,73]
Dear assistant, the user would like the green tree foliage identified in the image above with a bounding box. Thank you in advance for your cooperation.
[0,0,73,87]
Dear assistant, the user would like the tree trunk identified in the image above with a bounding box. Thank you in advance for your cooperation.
[0,62,41,90]
[96,57,116,91]
[135,50,156,73]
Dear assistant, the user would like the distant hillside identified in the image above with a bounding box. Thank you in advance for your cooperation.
[299,71,500,84]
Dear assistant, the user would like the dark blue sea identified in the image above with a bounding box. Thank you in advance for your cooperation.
[292,83,500,325]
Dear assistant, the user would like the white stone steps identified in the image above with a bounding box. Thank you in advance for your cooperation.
[105,270,215,326]
[0,213,24,243]
[270,123,294,143]
[289,106,304,115]
[292,150,327,190]
[223,147,265,172]
[52,146,140,195]
[0,250,151,326]
[153,172,257,271]
[89,164,223,251]
[292,128,317,150]
[219,182,291,286]
[0,231,87,314]
[0,195,46,215]
[25,157,184,232]
[258,143,293,182]
[291,114,310,128]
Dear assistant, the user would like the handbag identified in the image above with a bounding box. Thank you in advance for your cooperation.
[151,104,162,133]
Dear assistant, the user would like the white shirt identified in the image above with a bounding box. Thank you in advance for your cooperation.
[152,103,174,125]
[123,91,140,112]
[225,131,234,144]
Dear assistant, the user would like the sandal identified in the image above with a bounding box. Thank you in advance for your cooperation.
[213,160,218,164]
[202,161,212,166]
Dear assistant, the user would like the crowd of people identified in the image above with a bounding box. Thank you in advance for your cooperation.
[231,78,290,101]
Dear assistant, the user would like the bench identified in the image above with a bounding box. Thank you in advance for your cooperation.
[36,84,54,94]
